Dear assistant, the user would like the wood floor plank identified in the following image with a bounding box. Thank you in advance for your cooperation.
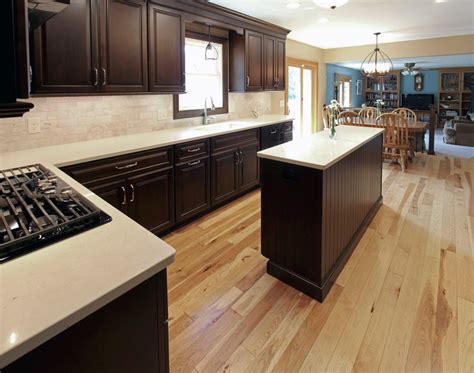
[458,297,474,373]
[164,154,472,373]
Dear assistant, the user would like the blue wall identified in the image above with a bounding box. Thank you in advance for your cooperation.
[325,64,364,107]
[400,70,439,107]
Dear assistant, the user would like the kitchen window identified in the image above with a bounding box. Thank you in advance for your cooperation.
[173,32,229,119]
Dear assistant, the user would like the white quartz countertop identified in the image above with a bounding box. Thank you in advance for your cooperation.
[0,114,292,368]
[0,114,293,169]
[257,126,384,170]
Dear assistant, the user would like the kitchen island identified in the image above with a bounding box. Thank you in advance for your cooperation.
[258,126,384,302]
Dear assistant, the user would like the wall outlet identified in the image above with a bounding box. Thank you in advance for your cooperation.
[28,118,41,134]
[279,100,285,108]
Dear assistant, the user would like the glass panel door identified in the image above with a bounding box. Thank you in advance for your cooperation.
[287,60,317,138]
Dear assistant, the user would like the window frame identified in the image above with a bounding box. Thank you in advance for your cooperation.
[173,31,229,120]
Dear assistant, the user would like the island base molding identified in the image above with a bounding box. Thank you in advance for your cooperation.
[267,196,382,302]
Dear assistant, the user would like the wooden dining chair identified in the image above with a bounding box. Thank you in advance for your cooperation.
[375,113,410,172]
[337,110,359,126]
[392,108,418,158]
[358,107,377,120]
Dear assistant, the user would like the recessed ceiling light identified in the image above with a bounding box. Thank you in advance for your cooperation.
[313,0,349,9]
[435,0,446,2]
[287,1,301,9]
[317,17,330,24]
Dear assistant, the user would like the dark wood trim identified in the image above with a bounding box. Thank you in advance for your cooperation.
[173,31,229,120]
[149,0,290,38]
[15,0,29,99]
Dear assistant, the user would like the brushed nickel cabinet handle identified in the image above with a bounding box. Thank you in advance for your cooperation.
[235,151,239,165]
[246,75,250,87]
[187,147,201,153]
[93,68,99,86]
[270,129,277,135]
[187,160,201,166]
[129,184,135,203]
[102,68,107,86]
[239,150,244,164]
[115,162,138,170]
[121,186,126,206]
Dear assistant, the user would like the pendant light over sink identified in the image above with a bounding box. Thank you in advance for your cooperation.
[205,25,219,60]
[360,32,393,77]
[312,0,349,9]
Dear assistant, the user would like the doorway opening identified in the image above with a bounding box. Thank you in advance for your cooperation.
[286,58,318,138]
[334,74,352,108]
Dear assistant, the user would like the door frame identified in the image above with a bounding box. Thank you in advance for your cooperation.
[334,73,352,108]
[285,57,318,133]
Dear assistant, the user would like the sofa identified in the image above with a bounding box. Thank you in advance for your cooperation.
[443,116,474,146]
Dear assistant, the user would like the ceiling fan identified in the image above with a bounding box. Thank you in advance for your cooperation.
[401,62,424,76]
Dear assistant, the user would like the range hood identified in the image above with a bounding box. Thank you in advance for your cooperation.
[28,0,70,30]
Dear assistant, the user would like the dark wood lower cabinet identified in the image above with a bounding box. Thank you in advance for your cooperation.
[3,270,169,373]
[211,149,240,205]
[89,178,128,213]
[239,141,259,191]
[175,157,211,222]
[128,167,175,234]
[260,134,383,302]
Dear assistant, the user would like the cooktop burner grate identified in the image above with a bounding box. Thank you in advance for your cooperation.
[0,164,111,263]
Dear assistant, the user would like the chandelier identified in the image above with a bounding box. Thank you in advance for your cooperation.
[401,63,420,76]
[312,0,349,9]
[360,32,393,77]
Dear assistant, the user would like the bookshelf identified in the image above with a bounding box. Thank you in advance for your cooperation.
[438,68,474,126]
[364,71,400,109]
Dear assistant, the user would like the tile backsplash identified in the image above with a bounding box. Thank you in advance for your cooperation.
[0,92,283,153]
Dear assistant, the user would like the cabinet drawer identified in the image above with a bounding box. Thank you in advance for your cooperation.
[174,139,209,164]
[211,129,259,154]
[63,147,173,185]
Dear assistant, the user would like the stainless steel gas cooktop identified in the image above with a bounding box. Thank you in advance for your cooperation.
[0,164,111,263]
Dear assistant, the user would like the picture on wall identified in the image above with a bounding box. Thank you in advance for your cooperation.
[356,80,362,95]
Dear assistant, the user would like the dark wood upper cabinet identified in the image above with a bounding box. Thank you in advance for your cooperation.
[230,30,285,92]
[32,0,100,93]
[275,38,286,90]
[245,30,264,91]
[148,3,185,93]
[32,0,147,94]
[99,0,148,92]
[263,35,275,90]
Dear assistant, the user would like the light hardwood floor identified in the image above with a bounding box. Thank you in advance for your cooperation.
[164,154,474,373]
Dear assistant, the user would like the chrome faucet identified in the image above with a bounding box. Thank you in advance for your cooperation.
[203,96,216,125]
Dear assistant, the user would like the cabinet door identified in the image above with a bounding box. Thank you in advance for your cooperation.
[88,179,127,213]
[275,38,286,91]
[245,31,264,92]
[99,0,148,92]
[127,168,175,235]
[175,158,211,223]
[263,36,276,90]
[32,0,99,93]
[148,3,185,93]
[211,150,239,205]
[239,142,260,192]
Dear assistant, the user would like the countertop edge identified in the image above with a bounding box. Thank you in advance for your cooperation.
[0,253,175,369]
[257,127,384,170]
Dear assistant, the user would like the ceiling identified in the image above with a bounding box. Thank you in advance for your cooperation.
[209,0,474,49]
[335,53,474,70]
